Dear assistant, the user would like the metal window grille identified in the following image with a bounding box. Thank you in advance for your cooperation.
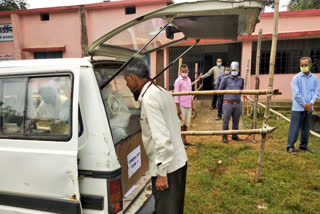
[252,38,320,74]
[311,48,320,73]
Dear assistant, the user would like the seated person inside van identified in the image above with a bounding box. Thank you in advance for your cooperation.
[96,72,131,143]
[35,84,70,134]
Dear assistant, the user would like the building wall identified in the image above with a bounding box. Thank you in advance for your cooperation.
[0,16,14,58]
[253,12,320,35]
[20,11,82,58]
[243,10,320,100]
[0,0,169,62]
[86,4,167,44]
[250,73,320,101]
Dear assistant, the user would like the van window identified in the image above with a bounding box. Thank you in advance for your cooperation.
[0,75,72,141]
[94,68,141,144]
[0,78,27,135]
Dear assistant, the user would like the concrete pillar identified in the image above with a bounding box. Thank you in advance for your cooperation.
[241,40,253,89]
[150,51,157,78]
[10,14,23,60]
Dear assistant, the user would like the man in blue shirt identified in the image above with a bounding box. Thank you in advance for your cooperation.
[287,57,319,153]
[219,61,244,143]
[215,66,230,120]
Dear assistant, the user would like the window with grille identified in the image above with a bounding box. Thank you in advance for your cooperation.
[251,38,320,74]
[311,48,320,73]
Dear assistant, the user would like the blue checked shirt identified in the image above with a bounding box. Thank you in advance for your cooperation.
[291,71,319,111]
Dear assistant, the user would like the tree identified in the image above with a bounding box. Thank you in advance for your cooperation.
[261,0,275,12]
[265,0,275,8]
[288,0,320,11]
[0,0,28,11]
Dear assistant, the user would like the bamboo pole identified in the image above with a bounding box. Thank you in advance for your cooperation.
[244,59,250,90]
[255,0,279,183]
[181,127,276,136]
[195,63,198,91]
[243,59,251,115]
[252,29,263,143]
[178,58,183,76]
[246,97,320,138]
[172,89,280,96]
[191,79,200,86]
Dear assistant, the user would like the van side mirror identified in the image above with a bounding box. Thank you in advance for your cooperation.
[165,25,181,40]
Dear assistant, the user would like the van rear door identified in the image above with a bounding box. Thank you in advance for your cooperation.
[88,0,263,60]
[0,64,81,213]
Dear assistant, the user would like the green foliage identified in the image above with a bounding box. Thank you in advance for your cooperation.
[0,0,28,11]
[288,0,320,11]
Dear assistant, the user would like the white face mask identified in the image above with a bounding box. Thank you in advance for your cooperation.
[231,71,238,76]
[224,70,230,75]
[181,72,188,78]
[217,62,222,66]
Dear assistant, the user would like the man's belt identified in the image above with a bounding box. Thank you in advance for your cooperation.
[224,100,240,104]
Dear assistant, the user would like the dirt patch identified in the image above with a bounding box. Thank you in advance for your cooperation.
[191,100,244,131]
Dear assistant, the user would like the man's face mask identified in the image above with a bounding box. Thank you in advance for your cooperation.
[225,70,230,75]
[181,72,188,78]
[217,62,222,66]
[231,71,239,76]
[300,65,310,73]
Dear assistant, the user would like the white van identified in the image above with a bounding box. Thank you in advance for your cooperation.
[0,1,262,213]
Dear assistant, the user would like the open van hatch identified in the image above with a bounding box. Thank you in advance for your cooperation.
[89,0,263,60]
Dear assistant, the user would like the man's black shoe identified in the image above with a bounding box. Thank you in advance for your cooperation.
[299,147,314,153]
[232,136,242,141]
[287,147,297,154]
[222,137,228,144]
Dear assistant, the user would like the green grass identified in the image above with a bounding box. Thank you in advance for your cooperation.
[185,113,320,214]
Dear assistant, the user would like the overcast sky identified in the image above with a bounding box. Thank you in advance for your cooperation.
[26,0,291,11]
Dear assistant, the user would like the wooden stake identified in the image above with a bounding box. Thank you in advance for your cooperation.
[195,63,199,92]
[244,59,250,90]
[243,59,251,115]
[255,0,279,183]
[252,29,263,143]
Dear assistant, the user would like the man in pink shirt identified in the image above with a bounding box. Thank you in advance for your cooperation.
[174,64,195,146]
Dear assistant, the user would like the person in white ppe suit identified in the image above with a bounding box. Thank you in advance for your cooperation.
[96,72,131,143]
[35,84,70,134]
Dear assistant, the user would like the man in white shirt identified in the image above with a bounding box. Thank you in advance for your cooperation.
[123,58,188,214]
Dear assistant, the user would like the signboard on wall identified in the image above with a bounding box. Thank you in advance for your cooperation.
[0,24,13,42]
[127,146,141,178]
[0,54,13,60]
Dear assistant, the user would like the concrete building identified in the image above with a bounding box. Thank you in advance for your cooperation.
[1,1,320,100]
[0,0,171,59]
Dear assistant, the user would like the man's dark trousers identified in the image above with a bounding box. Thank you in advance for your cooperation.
[287,111,312,150]
[152,163,187,214]
[217,95,224,118]
[212,84,218,108]
[222,102,241,138]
